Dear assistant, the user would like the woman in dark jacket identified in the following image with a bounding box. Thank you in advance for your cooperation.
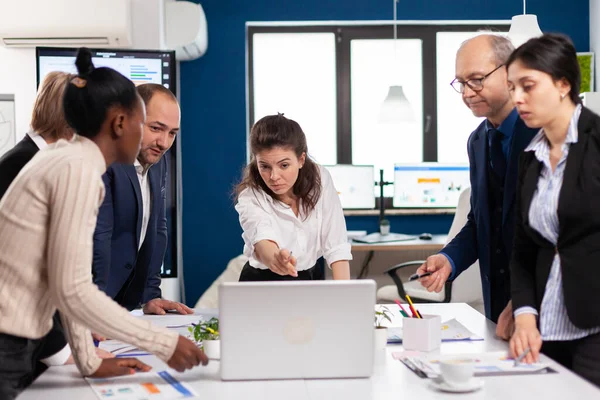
[506,33,600,387]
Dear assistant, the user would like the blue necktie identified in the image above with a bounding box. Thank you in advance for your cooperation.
[489,129,506,179]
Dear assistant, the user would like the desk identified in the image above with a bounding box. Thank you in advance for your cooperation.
[351,235,447,279]
[21,303,600,399]
[351,235,447,252]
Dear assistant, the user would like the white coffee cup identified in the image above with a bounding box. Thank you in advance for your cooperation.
[439,358,475,386]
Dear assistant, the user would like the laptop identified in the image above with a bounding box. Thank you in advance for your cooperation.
[219,280,376,380]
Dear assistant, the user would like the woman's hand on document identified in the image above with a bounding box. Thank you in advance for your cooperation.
[167,336,209,372]
[510,314,542,364]
[90,358,152,377]
[66,347,114,365]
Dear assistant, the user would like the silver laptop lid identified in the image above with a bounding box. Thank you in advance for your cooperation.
[219,280,376,380]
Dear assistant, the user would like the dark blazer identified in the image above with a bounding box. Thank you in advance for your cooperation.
[0,134,68,374]
[511,106,600,329]
[0,134,38,199]
[93,155,168,310]
[442,113,538,319]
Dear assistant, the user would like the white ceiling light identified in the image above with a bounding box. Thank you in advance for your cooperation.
[508,0,543,48]
[379,86,413,123]
[379,0,414,123]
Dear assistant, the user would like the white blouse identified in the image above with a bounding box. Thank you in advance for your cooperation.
[235,165,352,271]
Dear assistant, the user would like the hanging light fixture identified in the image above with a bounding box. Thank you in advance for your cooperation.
[508,0,543,48]
[379,0,414,123]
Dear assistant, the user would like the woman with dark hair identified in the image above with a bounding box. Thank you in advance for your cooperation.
[506,33,600,386]
[235,114,351,281]
[0,48,207,400]
[0,69,115,382]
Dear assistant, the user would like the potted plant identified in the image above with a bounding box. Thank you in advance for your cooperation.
[374,306,392,350]
[189,317,220,360]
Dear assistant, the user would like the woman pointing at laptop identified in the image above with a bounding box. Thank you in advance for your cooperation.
[235,113,352,281]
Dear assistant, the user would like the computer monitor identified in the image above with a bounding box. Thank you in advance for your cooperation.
[323,164,376,209]
[393,163,470,208]
[36,47,179,279]
[36,47,176,95]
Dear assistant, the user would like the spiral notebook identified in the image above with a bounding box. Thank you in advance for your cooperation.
[393,351,556,378]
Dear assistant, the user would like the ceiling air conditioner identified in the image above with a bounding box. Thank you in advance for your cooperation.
[165,0,208,61]
[0,0,132,48]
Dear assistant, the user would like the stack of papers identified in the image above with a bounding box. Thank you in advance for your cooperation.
[98,310,215,357]
[87,370,197,399]
[98,340,151,357]
[393,351,554,378]
[387,318,484,343]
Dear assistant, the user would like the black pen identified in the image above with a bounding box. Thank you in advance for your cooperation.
[408,272,433,281]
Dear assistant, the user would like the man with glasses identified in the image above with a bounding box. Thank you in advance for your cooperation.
[92,83,192,315]
[415,34,538,339]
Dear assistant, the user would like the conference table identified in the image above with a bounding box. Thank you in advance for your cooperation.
[20,303,600,399]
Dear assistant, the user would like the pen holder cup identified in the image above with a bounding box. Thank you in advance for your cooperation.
[402,314,441,352]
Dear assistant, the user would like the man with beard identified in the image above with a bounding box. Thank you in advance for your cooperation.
[93,83,192,315]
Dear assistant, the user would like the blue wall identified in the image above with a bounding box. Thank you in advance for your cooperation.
[179,0,590,305]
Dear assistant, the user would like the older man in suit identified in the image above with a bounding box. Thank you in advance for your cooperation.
[93,83,191,314]
[415,34,538,338]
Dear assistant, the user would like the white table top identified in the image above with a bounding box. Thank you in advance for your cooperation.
[20,303,600,399]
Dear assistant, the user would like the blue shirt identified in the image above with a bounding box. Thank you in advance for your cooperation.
[442,108,519,279]
[514,104,600,340]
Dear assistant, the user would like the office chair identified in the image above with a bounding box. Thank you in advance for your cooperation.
[376,187,484,313]
[195,254,247,309]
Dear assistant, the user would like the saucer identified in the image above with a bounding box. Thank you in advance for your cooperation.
[430,378,484,393]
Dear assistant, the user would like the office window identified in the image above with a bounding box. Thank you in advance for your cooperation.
[436,32,487,163]
[248,24,508,205]
[351,38,423,196]
[251,32,337,164]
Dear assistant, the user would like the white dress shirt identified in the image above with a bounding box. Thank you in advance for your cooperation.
[134,158,152,250]
[28,130,48,150]
[235,165,352,271]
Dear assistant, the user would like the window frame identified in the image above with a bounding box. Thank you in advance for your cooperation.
[247,22,509,165]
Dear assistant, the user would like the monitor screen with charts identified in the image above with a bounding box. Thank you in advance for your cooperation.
[393,163,470,208]
[324,165,375,209]
[36,47,179,279]
[36,47,176,95]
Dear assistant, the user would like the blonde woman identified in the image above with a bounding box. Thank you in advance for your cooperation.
[0,71,75,198]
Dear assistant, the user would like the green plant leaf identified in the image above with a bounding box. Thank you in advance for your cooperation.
[189,317,221,342]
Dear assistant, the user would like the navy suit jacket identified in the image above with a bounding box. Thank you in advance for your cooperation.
[442,112,537,319]
[0,134,38,199]
[93,156,168,310]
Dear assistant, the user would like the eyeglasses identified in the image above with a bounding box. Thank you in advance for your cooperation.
[450,64,505,94]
